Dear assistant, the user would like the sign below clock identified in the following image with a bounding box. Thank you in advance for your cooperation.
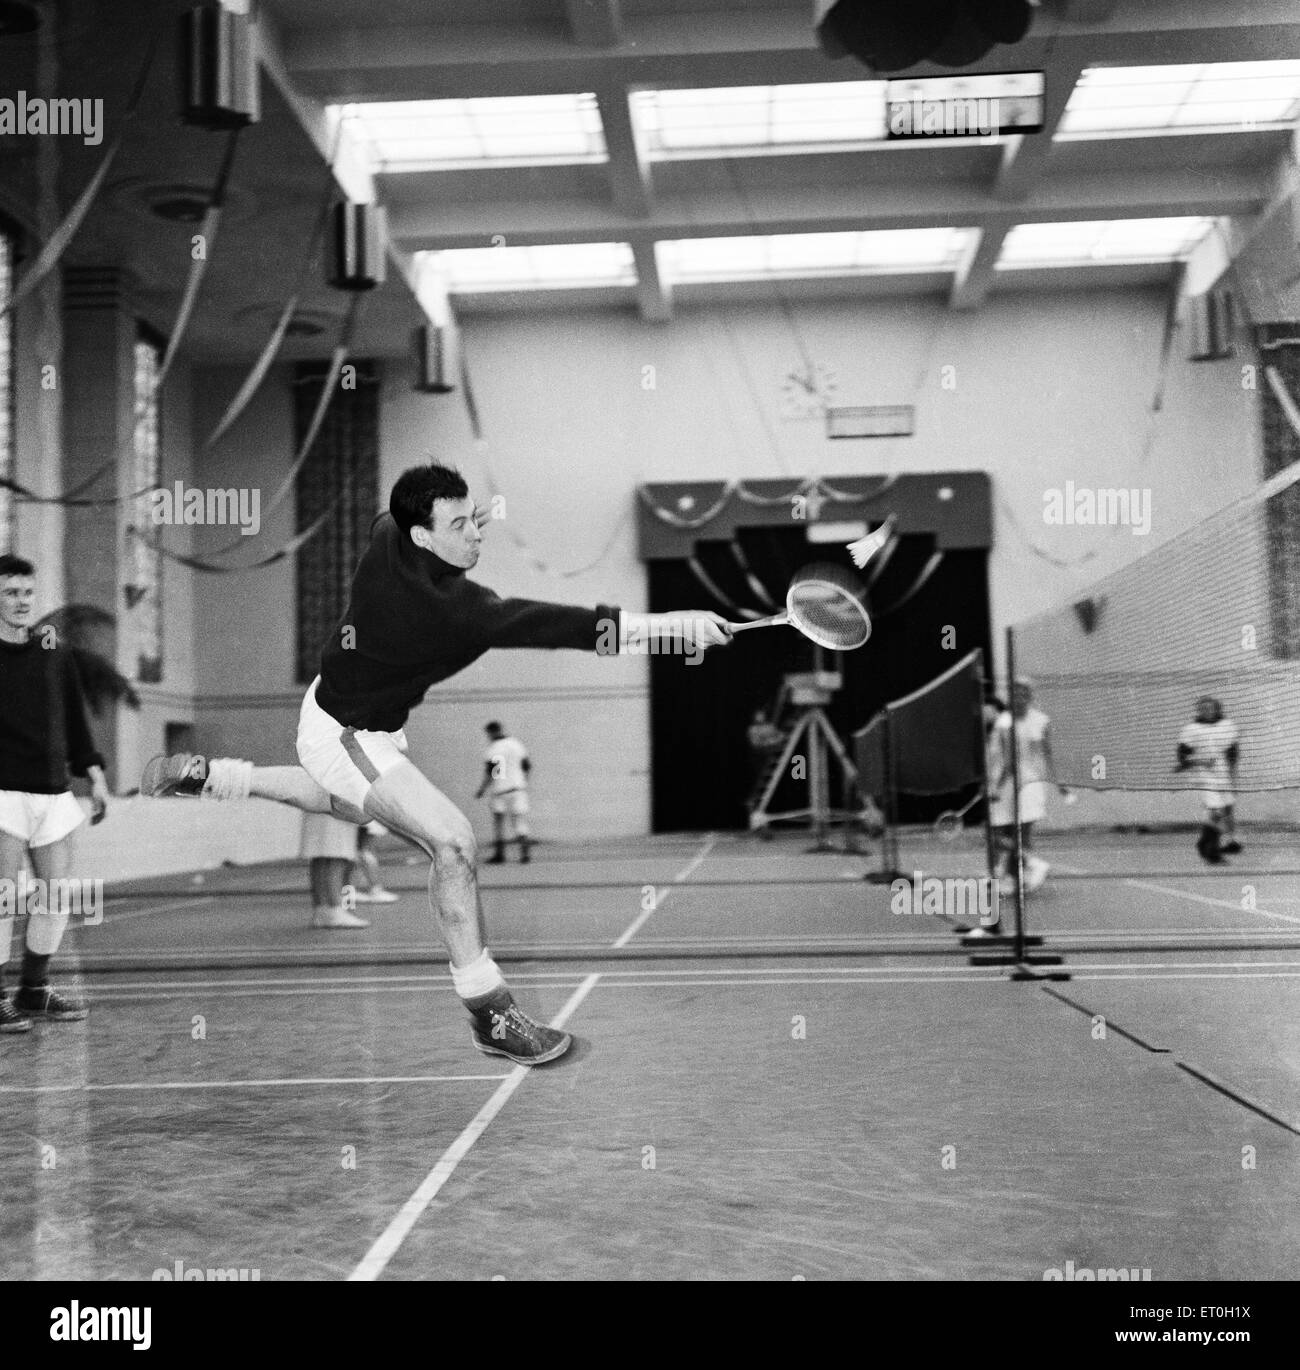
[826,405,915,439]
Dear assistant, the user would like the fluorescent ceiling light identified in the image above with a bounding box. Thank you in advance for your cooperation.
[1059,61,1300,136]
[659,229,970,281]
[332,95,606,170]
[424,243,636,292]
[998,218,1214,268]
[634,83,888,156]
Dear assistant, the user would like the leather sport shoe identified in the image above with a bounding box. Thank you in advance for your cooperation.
[466,987,572,1066]
[0,997,33,1033]
[351,887,398,904]
[311,906,370,929]
[13,985,89,1021]
[141,753,208,798]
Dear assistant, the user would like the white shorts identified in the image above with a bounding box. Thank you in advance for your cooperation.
[296,677,411,822]
[299,811,360,861]
[990,782,1045,827]
[0,790,86,848]
[1202,790,1234,811]
[490,790,530,817]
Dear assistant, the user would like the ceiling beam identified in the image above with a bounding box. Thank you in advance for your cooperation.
[566,0,623,49]
[995,57,1086,202]
[596,88,653,217]
[630,238,671,322]
[254,6,374,205]
[279,4,1300,102]
[949,216,1016,310]
[387,168,1266,249]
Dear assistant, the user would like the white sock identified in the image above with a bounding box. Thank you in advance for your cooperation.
[202,758,253,802]
[25,905,69,956]
[449,948,505,1001]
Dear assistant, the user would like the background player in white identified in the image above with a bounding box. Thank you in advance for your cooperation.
[475,721,532,864]
[992,678,1072,893]
[1176,695,1240,864]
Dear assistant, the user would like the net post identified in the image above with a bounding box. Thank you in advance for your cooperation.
[865,708,901,882]
[1007,628,1027,959]
[976,648,996,884]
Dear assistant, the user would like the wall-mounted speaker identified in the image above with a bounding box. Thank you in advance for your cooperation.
[329,203,387,291]
[414,323,458,393]
[180,2,260,130]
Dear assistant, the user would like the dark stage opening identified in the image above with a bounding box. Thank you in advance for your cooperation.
[649,526,991,832]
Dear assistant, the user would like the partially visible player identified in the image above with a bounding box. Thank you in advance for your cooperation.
[0,554,110,1033]
[1176,696,1240,864]
[992,678,1071,893]
[475,721,532,864]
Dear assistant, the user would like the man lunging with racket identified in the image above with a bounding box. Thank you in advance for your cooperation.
[142,463,730,1066]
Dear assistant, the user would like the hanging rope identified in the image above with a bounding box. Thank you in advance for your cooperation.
[727,539,778,611]
[201,112,350,450]
[127,503,339,575]
[0,28,159,323]
[873,550,944,616]
[171,294,363,561]
[458,340,634,577]
[153,125,243,395]
[686,553,756,619]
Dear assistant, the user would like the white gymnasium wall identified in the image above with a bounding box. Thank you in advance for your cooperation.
[173,285,1266,840]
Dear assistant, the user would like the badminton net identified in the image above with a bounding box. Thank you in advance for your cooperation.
[1013,460,1300,792]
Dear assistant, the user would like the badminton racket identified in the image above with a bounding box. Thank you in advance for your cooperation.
[727,562,871,651]
[933,790,983,841]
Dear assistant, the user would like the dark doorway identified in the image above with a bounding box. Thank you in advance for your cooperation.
[648,526,991,832]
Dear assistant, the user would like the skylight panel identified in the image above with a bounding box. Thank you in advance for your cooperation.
[635,83,887,156]
[333,95,607,170]
[425,243,636,291]
[658,229,969,282]
[1059,61,1300,136]
[998,218,1214,268]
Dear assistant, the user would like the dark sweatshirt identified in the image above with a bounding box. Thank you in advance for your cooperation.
[315,514,620,732]
[0,636,105,793]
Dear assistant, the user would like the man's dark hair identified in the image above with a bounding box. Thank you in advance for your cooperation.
[485,721,503,737]
[389,463,470,534]
[0,553,35,578]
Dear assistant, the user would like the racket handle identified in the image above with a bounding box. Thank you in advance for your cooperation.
[728,612,789,633]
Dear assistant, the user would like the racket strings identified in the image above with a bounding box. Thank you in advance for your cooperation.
[786,564,872,650]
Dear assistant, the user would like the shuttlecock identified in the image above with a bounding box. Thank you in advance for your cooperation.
[847,513,897,569]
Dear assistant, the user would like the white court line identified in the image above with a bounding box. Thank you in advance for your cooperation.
[349,971,601,1282]
[103,896,218,925]
[1045,860,1300,928]
[0,1073,509,1095]
[74,956,1300,1001]
[1071,971,1300,983]
[611,832,716,948]
[1124,878,1300,927]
